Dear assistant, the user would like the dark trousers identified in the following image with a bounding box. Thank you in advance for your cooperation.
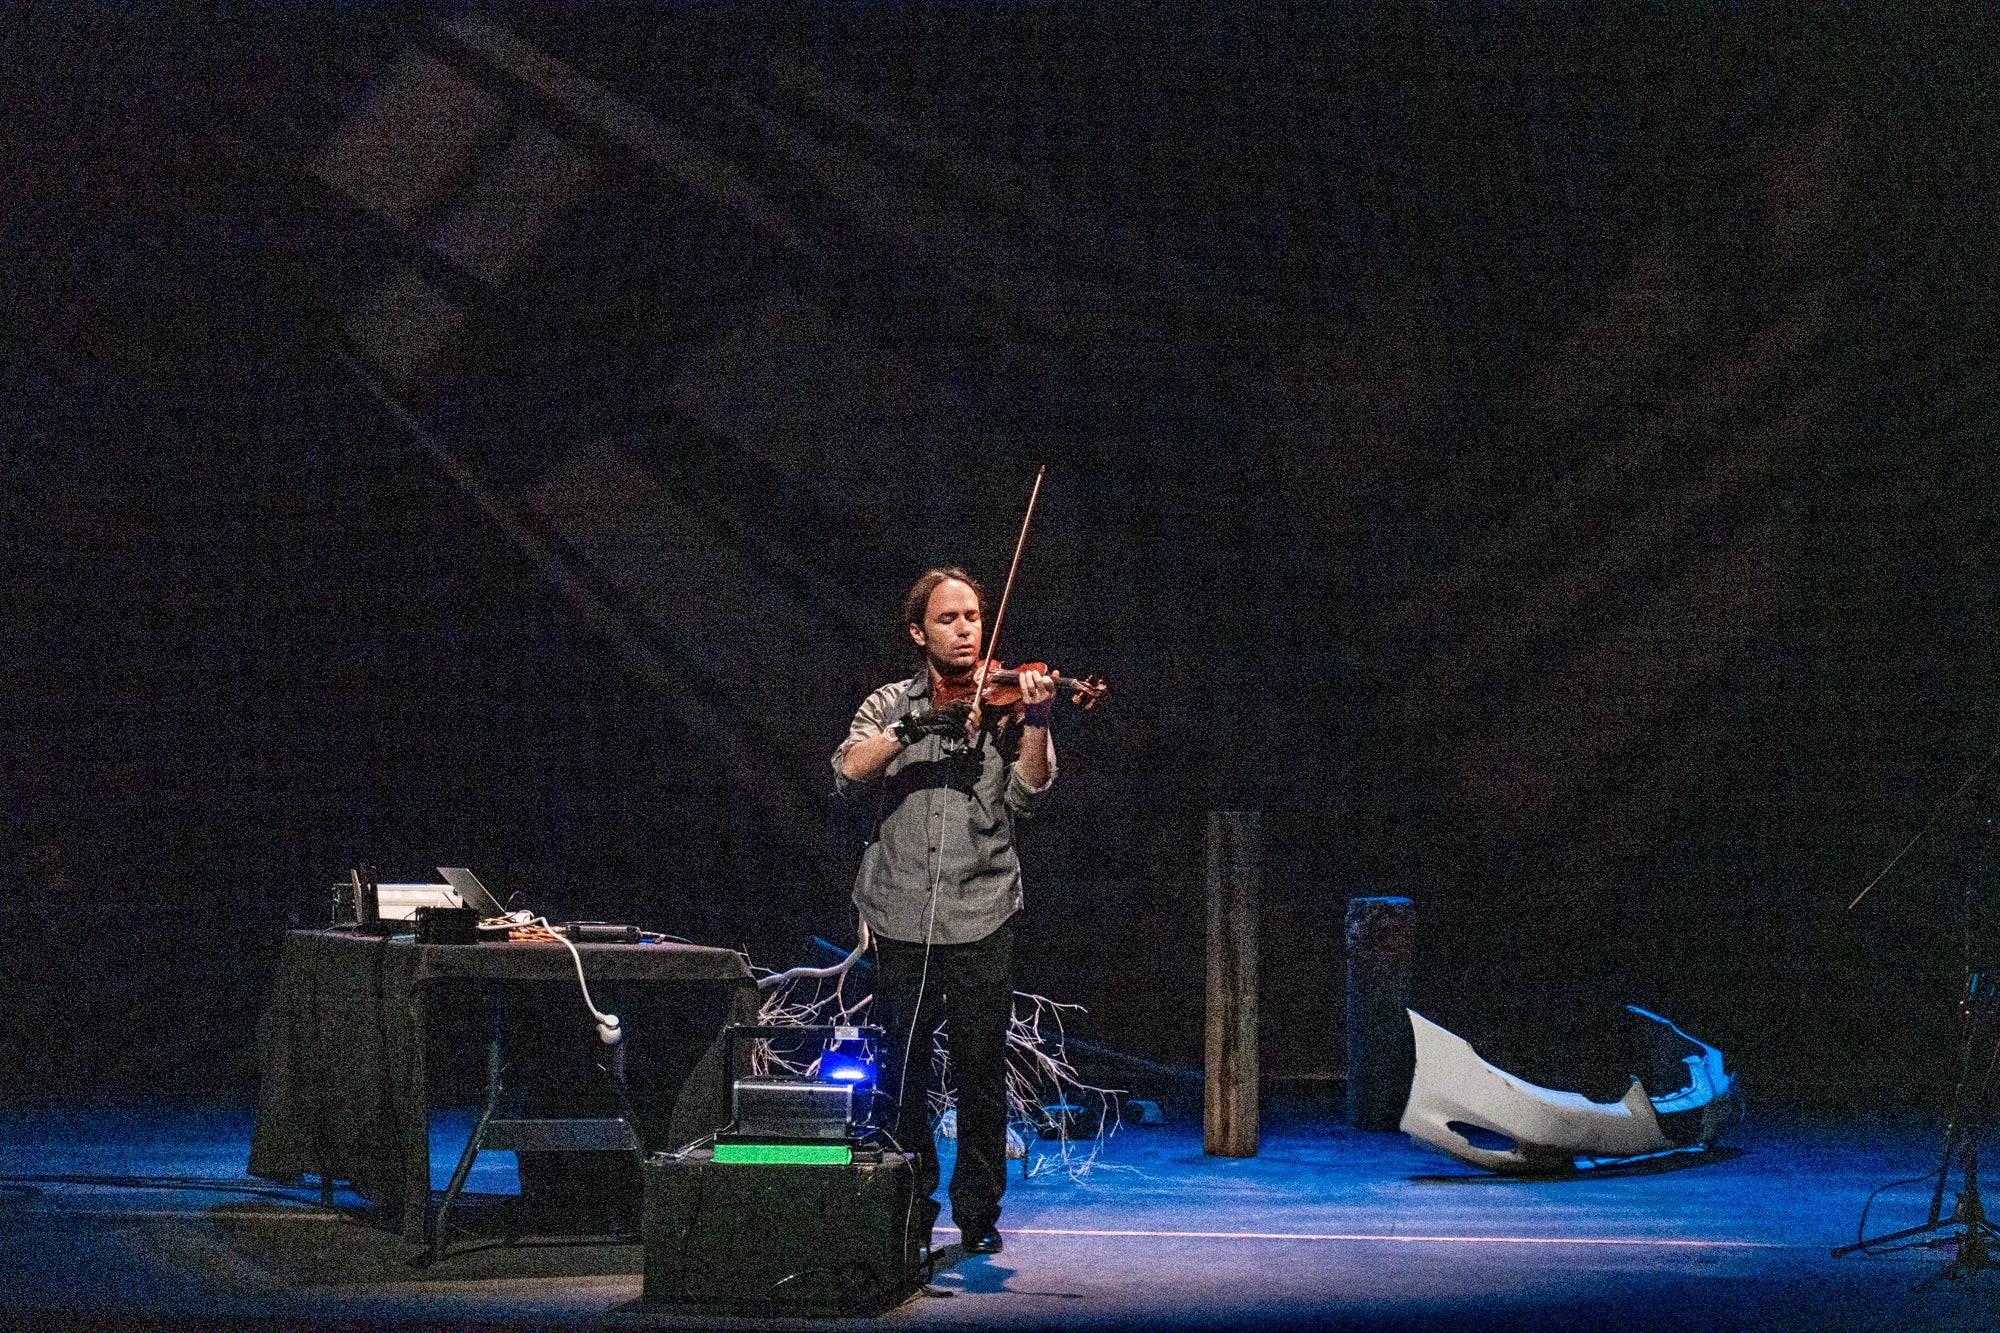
[870,916,1015,1237]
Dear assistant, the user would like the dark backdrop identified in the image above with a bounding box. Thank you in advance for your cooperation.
[2,4,1995,1112]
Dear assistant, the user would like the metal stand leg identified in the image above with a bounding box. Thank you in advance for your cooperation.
[427,997,504,1265]
[416,978,642,1265]
[1835,968,2000,1281]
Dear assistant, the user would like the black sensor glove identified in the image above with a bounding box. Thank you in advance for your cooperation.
[893,700,971,744]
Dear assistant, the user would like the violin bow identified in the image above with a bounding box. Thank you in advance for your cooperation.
[974,463,1046,701]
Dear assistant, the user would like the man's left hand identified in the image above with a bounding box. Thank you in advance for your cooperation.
[1017,670,1055,732]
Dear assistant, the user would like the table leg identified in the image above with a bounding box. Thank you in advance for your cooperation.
[430,994,504,1263]
[402,983,431,1246]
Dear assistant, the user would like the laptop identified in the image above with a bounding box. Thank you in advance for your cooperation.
[437,866,506,918]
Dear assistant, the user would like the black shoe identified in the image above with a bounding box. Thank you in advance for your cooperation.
[963,1226,1003,1255]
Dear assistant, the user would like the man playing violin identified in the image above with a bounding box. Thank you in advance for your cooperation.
[831,567,1057,1258]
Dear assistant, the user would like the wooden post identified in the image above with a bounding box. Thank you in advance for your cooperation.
[1344,896,1415,1131]
[1205,810,1260,1157]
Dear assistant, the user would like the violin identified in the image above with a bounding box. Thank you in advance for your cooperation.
[934,661,1109,712]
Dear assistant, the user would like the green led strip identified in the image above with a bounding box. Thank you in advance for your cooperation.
[712,1143,853,1166]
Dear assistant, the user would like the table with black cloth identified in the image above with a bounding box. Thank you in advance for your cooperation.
[249,929,757,1243]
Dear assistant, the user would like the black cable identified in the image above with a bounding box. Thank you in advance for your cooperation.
[1855,1169,1962,1255]
[0,1173,349,1211]
[668,1148,707,1292]
[424,1233,641,1261]
[603,978,646,1136]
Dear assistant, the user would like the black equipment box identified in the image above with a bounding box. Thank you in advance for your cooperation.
[562,921,640,943]
[641,1148,923,1315]
[729,1077,855,1141]
[414,905,482,945]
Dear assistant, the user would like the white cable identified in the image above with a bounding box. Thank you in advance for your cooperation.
[892,793,947,1266]
[528,916,622,1044]
[898,748,952,1111]
[899,889,942,1109]
[757,920,872,990]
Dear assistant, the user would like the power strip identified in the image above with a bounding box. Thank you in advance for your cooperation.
[563,922,641,943]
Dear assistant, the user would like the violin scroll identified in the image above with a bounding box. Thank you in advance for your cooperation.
[1049,671,1108,711]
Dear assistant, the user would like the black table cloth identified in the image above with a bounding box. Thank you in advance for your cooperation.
[249,929,757,1241]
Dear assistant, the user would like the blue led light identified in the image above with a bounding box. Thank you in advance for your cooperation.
[819,1032,879,1093]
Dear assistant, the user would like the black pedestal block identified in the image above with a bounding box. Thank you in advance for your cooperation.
[641,1149,923,1314]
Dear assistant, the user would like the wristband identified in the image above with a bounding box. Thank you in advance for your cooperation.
[1021,699,1053,728]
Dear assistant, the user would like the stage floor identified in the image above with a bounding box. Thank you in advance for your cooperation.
[0,1102,1995,1331]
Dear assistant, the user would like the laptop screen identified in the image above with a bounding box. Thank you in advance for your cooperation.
[437,866,505,918]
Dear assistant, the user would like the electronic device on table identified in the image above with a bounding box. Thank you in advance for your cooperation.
[563,922,641,943]
[333,866,636,938]
[332,864,504,928]
[329,863,636,1042]
[436,866,506,917]
[716,1023,884,1165]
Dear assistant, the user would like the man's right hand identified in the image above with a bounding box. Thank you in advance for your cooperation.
[894,700,972,744]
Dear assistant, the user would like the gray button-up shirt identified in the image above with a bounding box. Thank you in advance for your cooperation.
[831,669,1056,945]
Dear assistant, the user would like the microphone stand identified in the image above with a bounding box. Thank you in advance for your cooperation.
[1835,817,2000,1281]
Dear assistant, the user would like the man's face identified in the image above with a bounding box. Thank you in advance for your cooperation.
[910,579,983,675]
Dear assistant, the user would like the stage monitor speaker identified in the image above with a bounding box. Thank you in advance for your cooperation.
[641,1148,923,1315]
